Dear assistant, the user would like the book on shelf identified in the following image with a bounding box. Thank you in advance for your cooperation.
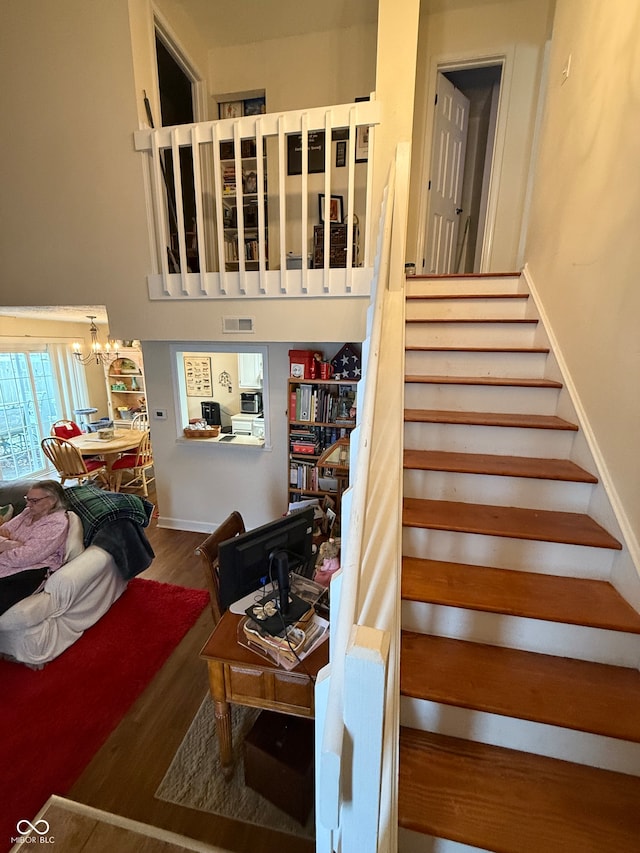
[222,164,236,195]
[297,384,313,421]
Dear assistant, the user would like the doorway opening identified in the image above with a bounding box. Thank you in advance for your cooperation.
[422,63,502,275]
[154,29,199,271]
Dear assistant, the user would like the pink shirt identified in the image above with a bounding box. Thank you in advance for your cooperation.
[0,508,69,579]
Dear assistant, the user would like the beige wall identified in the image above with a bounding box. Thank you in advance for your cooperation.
[407,0,554,271]
[524,0,640,545]
[0,0,152,320]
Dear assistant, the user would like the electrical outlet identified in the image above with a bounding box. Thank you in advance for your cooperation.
[153,408,167,420]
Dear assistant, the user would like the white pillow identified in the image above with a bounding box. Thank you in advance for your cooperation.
[64,511,86,563]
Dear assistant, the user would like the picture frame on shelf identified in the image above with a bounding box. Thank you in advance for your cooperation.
[219,101,243,119]
[319,194,344,225]
[243,96,266,115]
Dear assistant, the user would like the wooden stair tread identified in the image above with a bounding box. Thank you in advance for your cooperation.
[405,374,562,388]
[399,728,640,852]
[401,632,640,742]
[403,449,597,483]
[401,557,640,634]
[403,497,622,550]
[404,409,578,430]
[406,317,538,324]
[406,292,529,300]
[405,345,550,353]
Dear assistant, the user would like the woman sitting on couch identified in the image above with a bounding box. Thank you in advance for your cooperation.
[0,480,69,617]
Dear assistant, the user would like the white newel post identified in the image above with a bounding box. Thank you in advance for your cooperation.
[341,625,390,852]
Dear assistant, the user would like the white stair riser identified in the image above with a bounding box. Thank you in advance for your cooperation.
[401,602,639,668]
[405,322,537,349]
[403,469,593,513]
[400,698,640,776]
[403,422,576,458]
[402,527,614,579]
[406,298,529,321]
[404,382,559,414]
[405,349,548,378]
[398,828,489,853]
[405,276,522,297]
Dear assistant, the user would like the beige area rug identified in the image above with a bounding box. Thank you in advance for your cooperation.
[155,697,314,839]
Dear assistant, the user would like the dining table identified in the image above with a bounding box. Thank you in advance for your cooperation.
[69,429,144,487]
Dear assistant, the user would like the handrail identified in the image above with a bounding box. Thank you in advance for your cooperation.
[316,142,410,851]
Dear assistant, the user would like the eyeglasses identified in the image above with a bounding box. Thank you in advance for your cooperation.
[24,495,50,505]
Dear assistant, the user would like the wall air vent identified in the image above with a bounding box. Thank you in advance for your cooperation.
[222,316,255,334]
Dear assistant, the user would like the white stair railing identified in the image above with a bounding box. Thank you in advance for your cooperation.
[134,99,380,300]
[315,142,410,853]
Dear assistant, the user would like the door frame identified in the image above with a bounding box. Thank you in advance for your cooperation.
[414,48,514,274]
[153,8,207,124]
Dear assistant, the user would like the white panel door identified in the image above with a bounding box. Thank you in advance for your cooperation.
[424,73,470,274]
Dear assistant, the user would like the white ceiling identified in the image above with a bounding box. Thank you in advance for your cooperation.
[181,0,379,47]
[0,306,109,325]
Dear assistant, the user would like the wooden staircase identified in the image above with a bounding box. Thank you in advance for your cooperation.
[397,274,640,852]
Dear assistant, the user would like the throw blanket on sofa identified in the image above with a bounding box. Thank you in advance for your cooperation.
[92,519,155,581]
[64,485,155,580]
[65,485,153,544]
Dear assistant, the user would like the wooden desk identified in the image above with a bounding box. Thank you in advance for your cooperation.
[69,429,143,485]
[200,610,328,778]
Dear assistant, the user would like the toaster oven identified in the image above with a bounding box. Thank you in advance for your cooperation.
[240,392,262,414]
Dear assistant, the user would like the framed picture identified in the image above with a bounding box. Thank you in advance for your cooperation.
[219,100,243,119]
[243,96,266,116]
[184,356,212,397]
[336,140,347,168]
[319,194,344,224]
[355,125,369,163]
[355,95,370,163]
[287,131,325,175]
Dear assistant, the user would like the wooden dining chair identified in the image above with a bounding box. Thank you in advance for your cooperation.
[130,412,149,430]
[111,429,155,496]
[51,419,83,439]
[194,511,246,624]
[40,436,108,486]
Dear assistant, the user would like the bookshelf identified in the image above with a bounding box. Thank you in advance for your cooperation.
[220,138,268,271]
[104,348,146,428]
[288,378,357,507]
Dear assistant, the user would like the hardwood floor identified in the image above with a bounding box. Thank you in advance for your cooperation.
[67,488,314,853]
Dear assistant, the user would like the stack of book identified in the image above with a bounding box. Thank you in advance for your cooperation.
[222,164,236,195]
[290,427,320,455]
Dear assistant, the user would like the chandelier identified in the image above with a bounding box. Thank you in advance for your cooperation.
[72,316,118,365]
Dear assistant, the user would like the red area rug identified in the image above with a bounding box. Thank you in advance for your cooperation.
[0,578,208,849]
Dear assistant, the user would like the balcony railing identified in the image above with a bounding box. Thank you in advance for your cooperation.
[134,99,380,299]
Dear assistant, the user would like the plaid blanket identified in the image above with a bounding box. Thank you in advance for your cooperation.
[64,485,154,546]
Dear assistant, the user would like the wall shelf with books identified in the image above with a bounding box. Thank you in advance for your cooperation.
[287,378,356,508]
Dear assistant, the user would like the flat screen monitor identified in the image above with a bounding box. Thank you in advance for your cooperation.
[218,507,315,614]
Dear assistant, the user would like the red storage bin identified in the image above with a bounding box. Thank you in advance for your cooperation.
[288,349,322,379]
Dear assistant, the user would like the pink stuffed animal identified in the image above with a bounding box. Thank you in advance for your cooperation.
[314,537,341,587]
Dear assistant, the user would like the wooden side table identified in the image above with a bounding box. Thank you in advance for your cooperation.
[200,610,329,778]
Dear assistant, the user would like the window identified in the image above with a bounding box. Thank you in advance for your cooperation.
[0,351,61,479]
[173,345,267,445]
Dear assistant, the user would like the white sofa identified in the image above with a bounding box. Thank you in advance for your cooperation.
[0,511,127,666]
